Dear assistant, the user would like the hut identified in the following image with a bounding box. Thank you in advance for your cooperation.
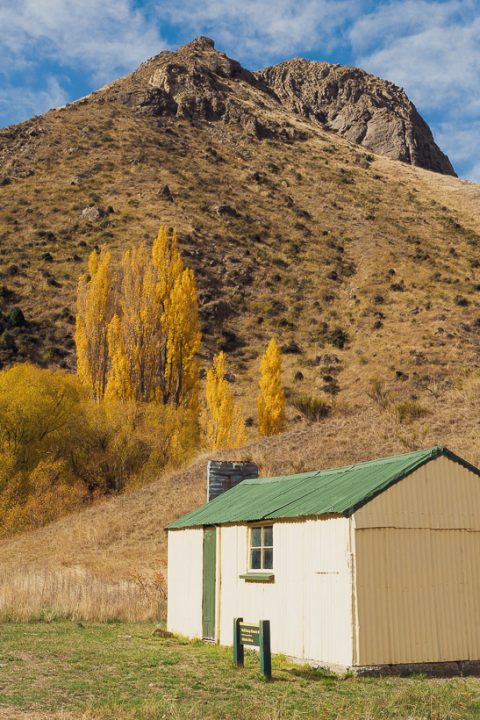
[166,446,480,673]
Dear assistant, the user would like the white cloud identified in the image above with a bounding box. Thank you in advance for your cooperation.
[352,3,480,112]
[155,0,359,65]
[436,121,480,182]
[0,76,69,126]
[0,0,167,83]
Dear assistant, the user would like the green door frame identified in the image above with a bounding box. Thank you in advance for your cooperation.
[202,527,217,640]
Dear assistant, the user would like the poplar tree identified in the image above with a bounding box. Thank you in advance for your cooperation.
[75,247,114,401]
[163,267,201,410]
[105,243,157,402]
[205,352,246,450]
[257,338,285,436]
[105,227,201,409]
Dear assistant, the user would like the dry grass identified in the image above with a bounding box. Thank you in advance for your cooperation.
[0,565,165,622]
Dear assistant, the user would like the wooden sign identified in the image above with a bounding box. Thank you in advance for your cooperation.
[233,617,272,680]
[239,622,260,647]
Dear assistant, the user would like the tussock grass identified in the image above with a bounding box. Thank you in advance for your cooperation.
[0,566,165,623]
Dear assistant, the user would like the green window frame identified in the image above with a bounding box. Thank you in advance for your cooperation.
[249,525,273,571]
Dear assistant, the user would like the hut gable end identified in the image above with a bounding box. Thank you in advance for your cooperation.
[354,455,480,530]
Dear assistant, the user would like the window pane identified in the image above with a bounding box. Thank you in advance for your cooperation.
[251,527,262,547]
[263,548,273,569]
[263,526,273,547]
[251,549,261,569]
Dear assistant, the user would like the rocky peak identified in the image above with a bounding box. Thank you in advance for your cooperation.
[256,58,456,176]
[111,37,290,139]
[89,38,456,175]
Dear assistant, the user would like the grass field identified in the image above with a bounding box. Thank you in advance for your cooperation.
[1,622,480,719]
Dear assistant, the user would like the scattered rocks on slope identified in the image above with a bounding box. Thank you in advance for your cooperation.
[81,205,104,222]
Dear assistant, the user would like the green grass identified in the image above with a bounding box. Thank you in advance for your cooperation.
[0,622,480,719]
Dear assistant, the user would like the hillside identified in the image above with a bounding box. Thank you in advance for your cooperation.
[0,37,478,422]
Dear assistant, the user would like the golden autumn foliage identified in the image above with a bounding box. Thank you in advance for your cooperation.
[0,364,198,537]
[205,352,246,450]
[75,247,114,401]
[257,338,285,436]
[76,227,201,412]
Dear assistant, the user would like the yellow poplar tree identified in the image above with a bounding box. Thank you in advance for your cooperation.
[163,267,201,409]
[257,338,285,436]
[75,247,114,401]
[205,352,246,450]
[105,243,156,401]
[106,226,201,409]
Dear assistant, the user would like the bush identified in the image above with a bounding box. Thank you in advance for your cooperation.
[0,330,16,351]
[292,395,332,421]
[395,400,430,423]
[0,363,200,536]
[7,307,26,327]
[367,379,390,409]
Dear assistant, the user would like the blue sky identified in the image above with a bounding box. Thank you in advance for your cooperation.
[1,0,479,181]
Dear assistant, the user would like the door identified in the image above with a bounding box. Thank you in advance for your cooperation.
[202,527,217,640]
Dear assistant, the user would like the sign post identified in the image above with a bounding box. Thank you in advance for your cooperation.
[233,617,272,680]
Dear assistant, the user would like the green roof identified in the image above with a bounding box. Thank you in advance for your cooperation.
[167,446,480,529]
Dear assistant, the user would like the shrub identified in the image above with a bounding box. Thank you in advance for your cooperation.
[367,379,390,409]
[292,395,332,421]
[7,307,26,327]
[395,400,430,423]
[0,330,16,351]
[0,364,200,536]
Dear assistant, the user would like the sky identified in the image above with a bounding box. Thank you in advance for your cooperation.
[1,0,479,181]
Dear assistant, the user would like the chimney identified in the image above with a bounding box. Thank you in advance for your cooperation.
[207,460,259,502]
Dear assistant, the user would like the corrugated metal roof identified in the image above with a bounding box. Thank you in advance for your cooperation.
[166,446,480,529]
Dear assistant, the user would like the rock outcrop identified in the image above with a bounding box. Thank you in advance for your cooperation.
[105,38,455,175]
[256,58,456,176]
[111,37,302,141]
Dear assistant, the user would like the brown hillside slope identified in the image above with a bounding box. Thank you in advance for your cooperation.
[0,37,478,421]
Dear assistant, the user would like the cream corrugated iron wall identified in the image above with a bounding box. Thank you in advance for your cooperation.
[354,456,480,665]
[167,528,204,638]
[218,517,354,667]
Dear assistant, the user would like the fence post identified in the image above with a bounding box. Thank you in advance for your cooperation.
[233,617,244,667]
[259,620,271,680]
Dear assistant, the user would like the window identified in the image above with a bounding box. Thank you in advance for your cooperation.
[249,525,273,570]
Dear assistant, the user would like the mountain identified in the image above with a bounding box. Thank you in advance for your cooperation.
[109,36,455,174]
[0,37,478,418]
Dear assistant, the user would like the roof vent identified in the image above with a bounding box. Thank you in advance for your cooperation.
[207,460,258,502]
